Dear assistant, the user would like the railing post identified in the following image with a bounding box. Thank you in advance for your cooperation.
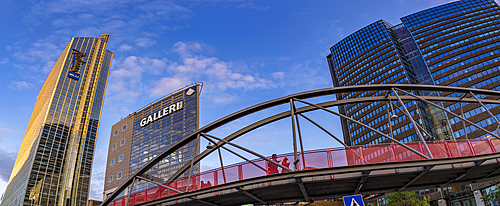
[488,139,497,153]
[133,193,136,205]
[327,150,332,168]
[419,143,426,158]
[289,99,299,171]
[359,146,366,164]
[192,176,196,191]
[238,164,243,180]
[214,170,218,186]
[158,186,161,199]
[390,144,397,162]
[144,189,147,202]
[468,141,476,156]
[174,181,178,194]
[445,142,453,158]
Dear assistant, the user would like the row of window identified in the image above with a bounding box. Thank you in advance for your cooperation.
[108,172,122,183]
[432,43,500,77]
[112,138,126,150]
[422,17,500,55]
[331,21,388,67]
[402,0,493,31]
[338,41,391,79]
[419,11,499,47]
[109,154,124,166]
[445,66,499,89]
[113,124,127,136]
[425,27,500,64]
[412,6,497,40]
[342,52,396,86]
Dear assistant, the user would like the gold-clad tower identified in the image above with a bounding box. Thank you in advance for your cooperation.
[2,34,113,206]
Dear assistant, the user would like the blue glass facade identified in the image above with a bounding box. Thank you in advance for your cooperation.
[329,1,500,205]
[327,0,500,147]
[103,84,201,199]
[402,0,500,141]
[327,0,500,145]
[130,85,199,194]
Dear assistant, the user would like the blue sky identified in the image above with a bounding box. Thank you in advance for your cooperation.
[0,0,474,201]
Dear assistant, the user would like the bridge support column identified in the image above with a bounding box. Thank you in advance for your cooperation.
[473,190,485,206]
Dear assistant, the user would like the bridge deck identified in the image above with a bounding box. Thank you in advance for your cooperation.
[111,139,500,206]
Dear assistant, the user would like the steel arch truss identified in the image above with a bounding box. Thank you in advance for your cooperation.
[102,84,500,206]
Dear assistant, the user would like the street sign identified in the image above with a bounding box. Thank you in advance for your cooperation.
[343,194,365,206]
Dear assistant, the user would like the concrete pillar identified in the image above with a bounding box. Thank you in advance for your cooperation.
[437,199,446,206]
[473,190,485,206]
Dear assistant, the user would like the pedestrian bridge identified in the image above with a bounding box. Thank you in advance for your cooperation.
[102,84,500,206]
[108,139,500,206]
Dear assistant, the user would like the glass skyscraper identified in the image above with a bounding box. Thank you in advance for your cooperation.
[103,84,200,200]
[2,34,113,206]
[327,0,500,205]
[327,0,500,147]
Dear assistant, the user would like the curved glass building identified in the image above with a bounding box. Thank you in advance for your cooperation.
[327,0,500,147]
[327,0,500,205]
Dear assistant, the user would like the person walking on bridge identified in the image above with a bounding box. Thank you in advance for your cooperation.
[268,154,281,175]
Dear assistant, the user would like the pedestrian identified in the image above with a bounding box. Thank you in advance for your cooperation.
[281,157,290,173]
[268,154,281,174]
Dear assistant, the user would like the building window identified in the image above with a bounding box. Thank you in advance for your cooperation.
[112,144,116,150]
[121,139,125,145]
[110,159,115,166]
[119,155,123,162]
[114,130,118,136]
[123,125,127,131]
[117,172,122,179]
[109,176,113,182]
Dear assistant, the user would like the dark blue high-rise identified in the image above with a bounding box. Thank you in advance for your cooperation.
[327,0,500,147]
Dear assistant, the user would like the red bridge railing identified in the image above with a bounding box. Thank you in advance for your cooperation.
[111,139,500,205]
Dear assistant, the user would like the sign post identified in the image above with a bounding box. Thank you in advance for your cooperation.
[343,194,365,206]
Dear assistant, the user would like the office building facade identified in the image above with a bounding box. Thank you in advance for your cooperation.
[327,0,500,205]
[103,84,201,199]
[2,34,113,206]
[327,0,500,146]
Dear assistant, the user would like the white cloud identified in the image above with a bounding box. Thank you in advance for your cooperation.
[272,71,284,80]
[172,41,204,56]
[107,41,280,110]
[0,124,18,139]
[165,41,277,93]
[206,93,239,105]
[8,81,31,90]
[272,60,330,91]
[236,1,271,11]
[107,56,169,104]
[314,20,344,47]
[13,38,60,63]
[149,76,191,98]
[135,37,156,48]
[118,44,133,52]
[0,58,9,64]
[89,149,107,200]
[0,148,16,182]
[136,0,194,20]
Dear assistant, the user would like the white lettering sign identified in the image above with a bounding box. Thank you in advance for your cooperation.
[140,101,183,127]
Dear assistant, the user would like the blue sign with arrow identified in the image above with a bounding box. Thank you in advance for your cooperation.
[343,194,365,206]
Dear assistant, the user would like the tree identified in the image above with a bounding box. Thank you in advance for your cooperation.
[482,180,500,206]
[385,191,430,206]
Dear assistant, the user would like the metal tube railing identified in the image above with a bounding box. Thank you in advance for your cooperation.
[111,139,500,205]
